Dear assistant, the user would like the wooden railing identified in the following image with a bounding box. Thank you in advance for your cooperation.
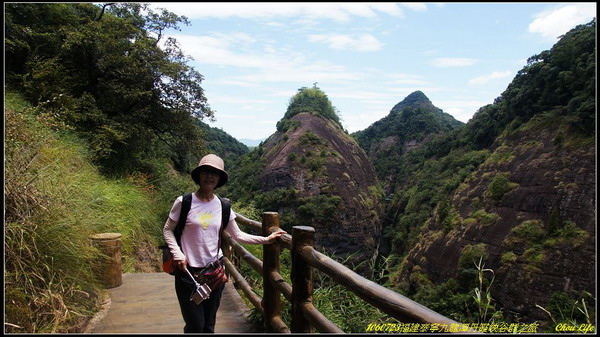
[222,212,467,333]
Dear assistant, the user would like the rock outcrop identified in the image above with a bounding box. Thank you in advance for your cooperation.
[400,120,596,323]
[259,112,383,262]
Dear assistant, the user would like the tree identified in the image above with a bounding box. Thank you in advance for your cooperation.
[5,3,213,175]
[282,84,342,126]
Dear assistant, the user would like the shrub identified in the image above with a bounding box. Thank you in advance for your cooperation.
[470,209,500,226]
[547,221,589,247]
[298,195,342,225]
[522,247,546,265]
[485,173,518,202]
[505,220,547,246]
[458,244,488,270]
[300,131,326,146]
[283,85,341,126]
[537,291,596,331]
[501,252,518,265]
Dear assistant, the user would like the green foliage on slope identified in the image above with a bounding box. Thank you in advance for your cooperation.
[379,20,596,328]
[277,84,342,132]
[197,121,249,170]
[5,92,181,332]
[352,91,464,183]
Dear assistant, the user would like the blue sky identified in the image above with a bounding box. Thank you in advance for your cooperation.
[150,2,596,142]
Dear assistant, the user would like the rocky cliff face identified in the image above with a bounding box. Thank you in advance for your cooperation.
[399,118,596,322]
[259,112,383,261]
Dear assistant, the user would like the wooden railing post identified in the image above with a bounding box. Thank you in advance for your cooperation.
[291,226,315,333]
[262,212,283,332]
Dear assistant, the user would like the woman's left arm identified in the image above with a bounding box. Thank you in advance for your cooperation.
[224,219,286,244]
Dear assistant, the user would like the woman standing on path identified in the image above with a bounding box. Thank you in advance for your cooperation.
[164,154,286,333]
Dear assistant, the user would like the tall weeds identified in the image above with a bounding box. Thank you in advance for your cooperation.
[472,256,501,323]
[5,93,162,332]
[536,291,596,332]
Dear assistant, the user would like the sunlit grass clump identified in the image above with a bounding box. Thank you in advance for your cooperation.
[5,92,161,332]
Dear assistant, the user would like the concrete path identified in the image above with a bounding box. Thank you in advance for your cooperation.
[89,273,257,334]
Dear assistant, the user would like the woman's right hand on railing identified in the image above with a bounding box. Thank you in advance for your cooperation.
[267,230,287,243]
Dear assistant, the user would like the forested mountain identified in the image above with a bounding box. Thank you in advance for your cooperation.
[198,121,249,169]
[352,91,463,191]
[227,86,383,264]
[363,20,595,328]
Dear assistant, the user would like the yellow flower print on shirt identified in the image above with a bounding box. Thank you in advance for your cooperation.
[196,212,215,230]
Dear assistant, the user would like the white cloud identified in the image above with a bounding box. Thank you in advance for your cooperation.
[436,99,488,123]
[168,32,366,85]
[400,3,428,12]
[385,73,429,86]
[308,33,384,52]
[208,96,273,105]
[529,3,596,39]
[218,65,363,89]
[343,109,389,133]
[430,58,478,68]
[214,79,261,88]
[468,71,512,86]
[150,3,410,22]
[328,89,391,101]
[173,32,315,69]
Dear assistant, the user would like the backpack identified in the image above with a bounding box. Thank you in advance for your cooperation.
[161,193,231,274]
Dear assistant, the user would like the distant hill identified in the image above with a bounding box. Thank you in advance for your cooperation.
[198,121,249,169]
[228,86,383,265]
[352,90,463,191]
[239,138,266,147]
[384,20,596,328]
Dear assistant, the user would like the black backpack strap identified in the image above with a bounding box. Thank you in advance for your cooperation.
[217,197,231,255]
[174,193,193,247]
[219,197,231,231]
[173,194,230,261]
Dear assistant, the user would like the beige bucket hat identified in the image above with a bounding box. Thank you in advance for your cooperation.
[191,154,228,188]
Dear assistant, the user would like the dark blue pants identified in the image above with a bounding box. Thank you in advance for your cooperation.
[175,270,225,333]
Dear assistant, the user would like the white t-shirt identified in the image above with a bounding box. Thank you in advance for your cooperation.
[164,193,270,268]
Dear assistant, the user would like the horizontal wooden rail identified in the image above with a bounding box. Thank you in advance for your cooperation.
[236,213,292,249]
[222,256,263,314]
[299,244,459,325]
[224,233,263,274]
[226,213,467,334]
[269,270,292,301]
[233,213,262,232]
[302,302,344,333]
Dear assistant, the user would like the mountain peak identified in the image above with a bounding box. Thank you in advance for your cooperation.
[259,112,383,261]
[390,91,433,113]
[403,90,431,104]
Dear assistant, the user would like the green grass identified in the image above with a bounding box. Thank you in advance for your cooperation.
[4,92,168,332]
[229,219,398,333]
